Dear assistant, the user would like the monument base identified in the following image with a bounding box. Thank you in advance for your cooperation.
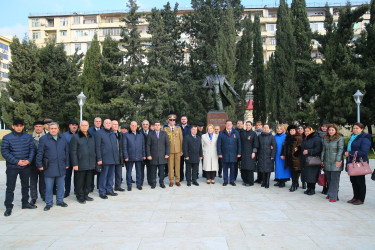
[207,111,228,131]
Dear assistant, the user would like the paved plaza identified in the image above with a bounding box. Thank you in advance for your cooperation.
[0,160,374,250]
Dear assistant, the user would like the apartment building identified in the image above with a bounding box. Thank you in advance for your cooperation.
[0,35,12,90]
[28,5,370,63]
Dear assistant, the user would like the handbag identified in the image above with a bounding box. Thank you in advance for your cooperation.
[317,167,327,186]
[347,151,372,176]
[42,158,49,171]
[306,156,322,166]
[371,170,375,181]
[95,163,103,173]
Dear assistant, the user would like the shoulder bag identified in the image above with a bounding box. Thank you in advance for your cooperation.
[347,151,372,176]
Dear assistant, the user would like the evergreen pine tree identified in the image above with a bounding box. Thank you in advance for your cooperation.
[0,38,42,130]
[273,0,298,123]
[80,34,102,104]
[252,15,266,123]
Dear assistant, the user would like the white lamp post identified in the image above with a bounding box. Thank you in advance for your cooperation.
[353,90,364,123]
[77,92,86,123]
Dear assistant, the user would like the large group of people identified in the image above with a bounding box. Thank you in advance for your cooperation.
[1,115,373,217]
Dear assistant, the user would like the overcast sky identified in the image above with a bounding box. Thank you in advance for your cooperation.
[0,0,368,39]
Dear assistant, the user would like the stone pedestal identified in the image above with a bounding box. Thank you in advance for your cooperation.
[207,111,228,131]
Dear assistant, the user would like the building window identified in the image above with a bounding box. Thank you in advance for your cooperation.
[262,37,267,45]
[105,18,114,23]
[76,30,84,39]
[60,30,67,36]
[83,17,97,24]
[75,43,81,51]
[73,16,80,25]
[60,18,68,27]
[102,28,121,36]
[32,32,41,40]
[3,72,8,78]
[266,24,276,32]
[47,18,54,27]
[3,63,7,69]
[269,37,276,45]
[1,53,8,60]
[88,29,95,37]
[32,18,40,27]
[64,44,69,52]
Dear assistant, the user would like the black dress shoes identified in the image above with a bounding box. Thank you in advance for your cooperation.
[56,202,68,207]
[30,199,37,206]
[307,189,315,195]
[78,199,86,204]
[127,187,132,191]
[106,192,118,196]
[4,208,12,216]
[193,182,199,186]
[151,185,156,189]
[115,188,125,192]
[44,205,52,211]
[22,203,37,209]
[187,183,191,186]
[289,186,296,192]
[137,186,142,190]
[230,182,236,186]
[85,196,94,201]
[223,182,228,186]
[160,184,166,188]
[100,194,108,199]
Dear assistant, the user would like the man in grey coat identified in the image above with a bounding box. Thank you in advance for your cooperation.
[146,121,170,189]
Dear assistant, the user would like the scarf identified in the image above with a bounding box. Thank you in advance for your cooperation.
[347,133,361,152]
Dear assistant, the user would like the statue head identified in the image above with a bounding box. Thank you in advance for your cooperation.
[211,64,218,74]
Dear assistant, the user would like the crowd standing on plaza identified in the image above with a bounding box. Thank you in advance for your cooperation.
[1,114,373,216]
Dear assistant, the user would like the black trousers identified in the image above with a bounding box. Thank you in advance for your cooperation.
[114,164,123,189]
[5,167,30,209]
[350,175,366,202]
[75,170,93,200]
[307,182,316,190]
[30,166,45,200]
[91,171,101,191]
[241,169,254,184]
[186,163,199,183]
[65,166,74,194]
[291,168,300,186]
[150,164,165,186]
[205,171,216,180]
[141,160,151,185]
[180,156,185,181]
[234,157,241,180]
[218,158,223,176]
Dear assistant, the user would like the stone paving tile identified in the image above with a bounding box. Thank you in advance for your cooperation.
[138,237,228,250]
[0,160,374,249]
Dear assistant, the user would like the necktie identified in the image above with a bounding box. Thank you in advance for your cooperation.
[193,135,196,138]
[157,132,159,139]
[172,127,174,132]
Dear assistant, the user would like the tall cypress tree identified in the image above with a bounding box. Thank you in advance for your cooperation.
[0,38,42,130]
[273,0,297,123]
[252,15,266,123]
[80,34,102,104]
[38,41,81,127]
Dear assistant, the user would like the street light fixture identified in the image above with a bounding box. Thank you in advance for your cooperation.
[77,92,86,123]
[353,90,364,123]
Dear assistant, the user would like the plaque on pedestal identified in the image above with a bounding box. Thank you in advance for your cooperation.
[207,111,228,131]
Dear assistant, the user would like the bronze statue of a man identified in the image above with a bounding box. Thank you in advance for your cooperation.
[202,64,241,111]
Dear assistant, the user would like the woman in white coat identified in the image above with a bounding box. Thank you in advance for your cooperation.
[201,124,219,184]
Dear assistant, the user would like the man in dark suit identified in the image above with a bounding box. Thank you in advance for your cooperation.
[146,121,170,189]
[88,117,102,192]
[183,125,203,186]
[235,120,245,181]
[140,120,151,186]
[179,115,191,182]
[112,120,125,192]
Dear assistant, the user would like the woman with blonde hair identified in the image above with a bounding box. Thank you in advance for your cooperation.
[201,124,219,184]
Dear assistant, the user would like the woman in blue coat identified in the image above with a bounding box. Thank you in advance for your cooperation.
[36,122,69,211]
[274,124,290,188]
[345,122,372,205]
